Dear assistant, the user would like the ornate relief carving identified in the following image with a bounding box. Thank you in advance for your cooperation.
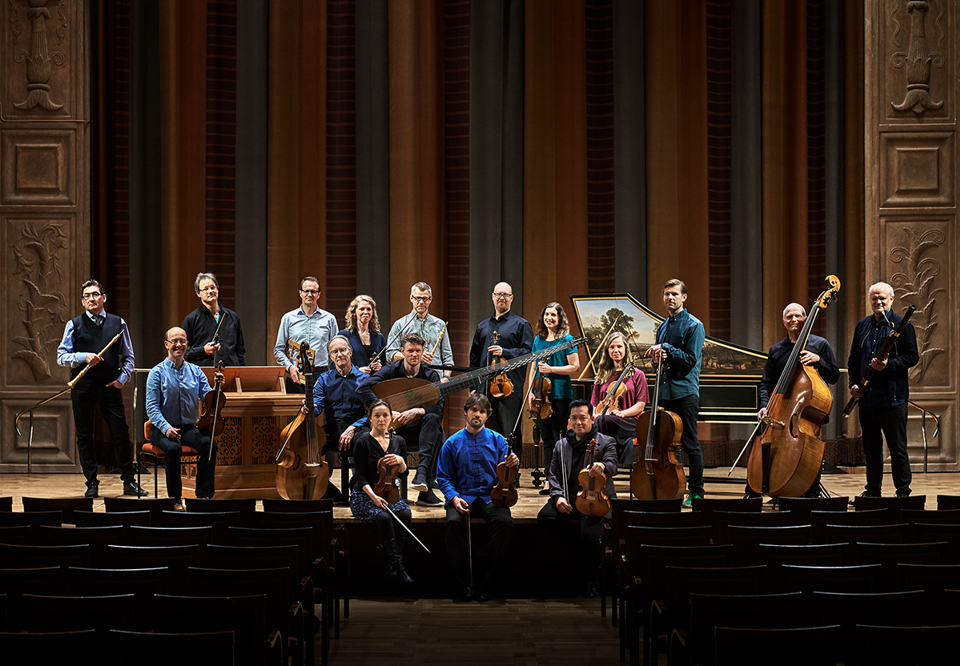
[889,226,946,381]
[10,0,67,111]
[890,1,945,114]
[217,416,243,466]
[251,416,278,465]
[10,220,68,381]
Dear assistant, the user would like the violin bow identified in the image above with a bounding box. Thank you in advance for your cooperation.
[383,504,431,555]
[375,313,420,365]
[208,360,225,462]
[465,503,473,590]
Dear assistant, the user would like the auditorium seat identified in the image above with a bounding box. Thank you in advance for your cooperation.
[852,494,925,522]
[0,629,97,666]
[714,625,841,666]
[39,524,125,563]
[0,497,12,512]
[781,563,881,594]
[162,509,240,540]
[0,543,89,569]
[813,589,925,664]
[104,496,177,526]
[21,497,93,524]
[758,542,853,591]
[68,566,169,631]
[0,510,61,529]
[936,494,960,511]
[776,495,849,523]
[72,510,151,528]
[727,525,811,566]
[854,624,960,666]
[108,629,234,666]
[21,593,136,651]
[711,510,797,545]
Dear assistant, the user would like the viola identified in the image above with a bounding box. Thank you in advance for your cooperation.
[575,439,609,517]
[274,341,330,500]
[746,275,841,497]
[488,331,514,398]
[632,357,685,500]
[529,374,553,420]
[373,430,401,504]
[491,432,519,508]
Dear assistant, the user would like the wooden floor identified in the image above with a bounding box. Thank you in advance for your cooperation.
[3,465,959,514]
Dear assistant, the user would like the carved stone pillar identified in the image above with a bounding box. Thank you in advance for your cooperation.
[865,0,957,471]
[1,0,88,473]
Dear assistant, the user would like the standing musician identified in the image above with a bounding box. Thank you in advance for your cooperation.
[181,272,245,367]
[537,400,617,597]
[274,276,339,392]
[358,332,446,506]
[590,331,649,465]
[56,279,148,498]
[349,399,414,587]
[312,335,370,502]
[437,394,519,602]
[145,327,223,510]
[745,303,839,499]
[337,295,385,374]
[384,282,453,380]
[848,282,918,499]
[646,279,705,508]
[469,281,534,448]
[527,302,581,492]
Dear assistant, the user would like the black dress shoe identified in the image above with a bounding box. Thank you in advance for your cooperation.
[476,589,490,603]
[84,483,99,498]
[418,489,443,506]
[849,491,881,506]
[458,584,474,602]
[123,481,148,497]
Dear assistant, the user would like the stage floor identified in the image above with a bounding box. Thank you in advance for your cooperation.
[2,466,959,516]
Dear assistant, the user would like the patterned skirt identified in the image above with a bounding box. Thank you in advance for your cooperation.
[350,487,410,522]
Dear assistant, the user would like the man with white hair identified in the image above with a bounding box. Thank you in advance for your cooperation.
[848,282,918,499]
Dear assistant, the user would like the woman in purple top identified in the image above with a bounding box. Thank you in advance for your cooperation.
[590,332,649,464]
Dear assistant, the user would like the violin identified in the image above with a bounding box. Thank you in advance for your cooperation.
[373,430,401,504]
[575,439,610,517]
[491,432,519,508]
[632,357,685,500]
[598,361,635,416]
[746,275,840,497]
[488,331,514,398]
[274,342,330,500]
[529,374,553,420]
[197,360,226,436]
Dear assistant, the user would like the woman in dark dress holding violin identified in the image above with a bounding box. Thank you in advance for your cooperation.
[350,399,414,586]
[338,295,385,374]
[526,302,580,492]
[590,332,649,464]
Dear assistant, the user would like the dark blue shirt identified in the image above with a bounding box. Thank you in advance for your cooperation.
[336,328,385,370]
[848,312,918,407]
[356,359,444,419]
[469,310,534,390]
[312,364,368,430]
[437,427,510,506]
[655,308,704,400]
[759,334,840,409]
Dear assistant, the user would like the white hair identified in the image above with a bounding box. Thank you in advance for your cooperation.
[782,303,807,318]
[869,282,895,299]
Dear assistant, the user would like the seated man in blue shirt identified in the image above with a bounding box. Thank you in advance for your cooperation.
[146,326,223,510]
[312,335,369,501]
[438,394,519,602]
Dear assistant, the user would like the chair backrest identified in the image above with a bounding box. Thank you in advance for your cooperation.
[104,497,177,526]
[0,497,12,512]
[691,497,763,522]
[0,568,62,606]
[663,565,767,635]
[812,589,926,634]
[187,566,295,621]
[856,541,946,580]
[0,510,62,528]
[260,498,334,513]
[854,624,960,666]
[776,496,849,523]
[185,497,258,518]
[108,629,234,666]
[900,508,960,525]
[727,525,811,566]
[0,543,89,569]
[39,525,125,562]
[0,629,97,666]
[853,494,926,521]
[21,498,93,524]
[822,523,908,545]
[622,524,713,548]
[161,510,240,540]
[609,498,683,521]
[0,525,30,546]
[252,512,330,561]
[936,494,960,511]
[68,566,170,630]
[758,542,852,591]
[781,564,882,594]
[714,625,841,666]
[104,544,203,587]
[913,523,960,556]
[632,544,734,609]
[206,544,302,588]
[72,510,152,528]
[689,592,805,666]
[713,511,799,544]
[616,510,699,529]
[809,508,891,544]
[897,563,960,603]
[226,526,315,574]
[21,593,137,633]
[128,525,214,548]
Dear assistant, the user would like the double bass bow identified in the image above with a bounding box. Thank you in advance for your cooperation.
[274,341,330,500]
[632,357,685,500]
[744,275,841,497]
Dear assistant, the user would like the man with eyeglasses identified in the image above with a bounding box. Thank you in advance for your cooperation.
[310,335,369,501]
[384,282,453,381]
[146,327,223,509]
[181,272,246,367]
[57,279,148,498]
[274,276,339,393]
[469,282,533,457]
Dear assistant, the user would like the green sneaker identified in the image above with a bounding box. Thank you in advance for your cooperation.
[682,493,703,509]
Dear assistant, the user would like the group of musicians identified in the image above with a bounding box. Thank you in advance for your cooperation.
[56,273,917,598]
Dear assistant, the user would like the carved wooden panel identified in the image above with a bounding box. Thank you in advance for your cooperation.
[0,399,75,472]
[217,416,243,466]
[1,129,76,205]
[1,0,81,121]
[880,132,954,207]
[905,399,953,471]
[881,0,953,122]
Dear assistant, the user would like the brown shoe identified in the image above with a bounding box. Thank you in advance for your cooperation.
[173,501,185,512]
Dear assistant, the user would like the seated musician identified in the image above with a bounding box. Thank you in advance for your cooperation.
[357,332,445,507]
[145,327,223,511]
[437,394,519,602]
[349,399,414,587]
[312,335,369,502]
[590,332,649,464]
[745,302,839,499]
[537,400,617,597]
[337,295,385,374]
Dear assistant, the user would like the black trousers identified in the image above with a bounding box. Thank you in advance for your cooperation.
[444,499,512,586]
[150,424,216,499]
[71,381,134,485]
[372,507,413,544]
[659,395,703,496]
[537,500,604,575]
[488,392,523,461]
[396,412,443,486]
[537,398,571,474]
[860,402,911,495]
[595,414,638,465]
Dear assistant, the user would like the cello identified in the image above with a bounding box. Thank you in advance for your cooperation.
[274,342,330,500]
[632,357,685,499]
[746,275,841,497]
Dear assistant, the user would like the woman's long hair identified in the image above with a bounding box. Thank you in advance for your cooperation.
[594,331,629,385]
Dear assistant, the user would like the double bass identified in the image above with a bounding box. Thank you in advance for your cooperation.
[274,342,330,500]
[632,357,685,500]
[746,275,841,497]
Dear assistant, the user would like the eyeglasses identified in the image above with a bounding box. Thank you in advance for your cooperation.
[199,286,218,293]
[166,339,188,346]
[82,293,103,300]
[411,296,431,302]
[301,289,319,295]
[493,292,513,299]
[330,348,351,355]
